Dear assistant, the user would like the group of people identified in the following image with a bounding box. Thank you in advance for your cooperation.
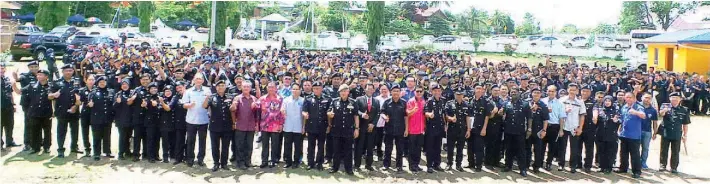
[0,43,701,179]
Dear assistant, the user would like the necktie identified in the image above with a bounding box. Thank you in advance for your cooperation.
[367,98,371,112]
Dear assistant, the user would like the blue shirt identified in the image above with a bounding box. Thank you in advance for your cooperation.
[642,105,658,132]
[542,97,567,125]
[282,96,304,133]
[278,86,292,98]
[620,102,644,140]
[181,86,211,125]
[401,88,416,101]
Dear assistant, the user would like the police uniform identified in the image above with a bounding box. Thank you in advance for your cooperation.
[143,83,162,162]
[580,93,597,171]
[130,85,149,161]
[423,85,446,173]
[45,49,58,81]
[484,94,504,168]
[159,87,179,163]
[51,64,81,156]
[502,97,531,175]
[21,70,53,153]
[328,85,358,174]
[113,79,133,159]
[467,85,493,171]
[324,73,342,163]
[302,82,331,170]
[659,93,691,172]
[172,83,189,165]
[444,88,469,171]
[78,83,95,153]
[1,71,18,147]
[206,81,233,171]
[381,87,407,171]
[526,98,549,172]
[596,103,620,173]
[18,61,38,149]
[88,77,115,160]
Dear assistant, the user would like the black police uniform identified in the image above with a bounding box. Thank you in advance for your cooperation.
[18,67,37,148]
[46,49,58,81]
[159,94,179,162]
[143,90,162,162]
[302,93,331,169]
[503,99,531,172]
[130,86,149,160]
[381,97,407,170]
[659,103,691,171]
[484,95,504,168]
[88,85,114,159]
[1,74,17,146]
[353,95,380,169]
[424,96,447,171]
[323,83,339,162]
[113,86,133,158]
[172,91,189,164]
[21,78,53,152]
[444,98,469,169]
[328,97,358,173]
[51,75,81,155]
[207,92,234,170]
[526,99,549,171]
[580,97,597,170]
[596,105,620,172]
[467,95,493,170]
[349,85,365,99]
[78,85,95,153]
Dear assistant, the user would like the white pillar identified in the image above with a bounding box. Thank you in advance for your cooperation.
[225,27,232,48]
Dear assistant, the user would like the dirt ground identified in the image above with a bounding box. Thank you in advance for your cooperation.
[1,62,710,184]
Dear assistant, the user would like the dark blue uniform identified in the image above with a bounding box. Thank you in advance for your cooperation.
[159,95,178,162]
[1,75,17,146]
[526,100,549,171]
[130,86,149,160]
[467,96,493,170]
[51,77,80,155]
[302,94,331,169]
[503,99,531,172]
[113,89,133,158]
[173,93,189,164]
[88,87,115,158]
[424,96,446,171]
[78,86,94,153]
[381,98,407,170]
[18,72,37,148]
[484,96,505,167]
[207,93,234,169]
[22,82,53,152]
[143,94,161,162]
[659,105,690,171]
[328,98,358,173]
[596,105,621,172]
[580,98,597,170]
[445,100,469,169]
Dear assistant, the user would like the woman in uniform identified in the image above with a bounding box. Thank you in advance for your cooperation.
[594,96,620,174]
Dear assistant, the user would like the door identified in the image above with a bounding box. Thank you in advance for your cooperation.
[666,48,674,71]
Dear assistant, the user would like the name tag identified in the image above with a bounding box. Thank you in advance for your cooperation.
[347,105,354,109]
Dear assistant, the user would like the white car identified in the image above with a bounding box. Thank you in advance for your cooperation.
[529,36,561,47]
[125,32,159,47]
[489,34,518,45]
[596,36,631,49]
[564,36,591,48]
[91,24,113,29]
[160,35,192,48]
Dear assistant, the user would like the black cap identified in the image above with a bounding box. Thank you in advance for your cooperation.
[174,81,186,86]
[455,87,465,95]
[669,92,681,97]
[473,82,484,88]
[175,68,185,73]
[37,69,50,75]
[391,84,401,90]
[531,88,541,92]
[148,82,159,89]
[215,80,226,86]
[96,76,107,83]
[312,81,323,87]
[581,85,592,90]
[431,84,442,89]
[61,64,73,70]
[28,61,39,66]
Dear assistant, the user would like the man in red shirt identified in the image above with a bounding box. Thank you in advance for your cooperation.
[406,86,426,173]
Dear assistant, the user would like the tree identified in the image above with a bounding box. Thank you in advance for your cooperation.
[136,2,153,33]
[560,24,578,34]
[427,15,451,36]
[650,1,699,31]
[457,7,488,35]
[36,1,72,31]
[594,23,616,34]
[515,12,540,36]
[214,1,231,46]
[366,1,385,52]
[154,1,211,28]
[618,1,653,33]
[489,10,514,34]
[71,1,114,23]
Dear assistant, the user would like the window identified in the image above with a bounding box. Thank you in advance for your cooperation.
[423,21,430,29]
[654,48,659,65]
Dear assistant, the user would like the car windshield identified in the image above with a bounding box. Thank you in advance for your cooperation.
[71,36,98,45]
[51,27,68,33]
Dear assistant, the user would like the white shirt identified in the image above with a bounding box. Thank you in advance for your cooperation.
[181,86,211,125]
[282,96,304,133]
[375,95,391,127]
[560,96,586,132]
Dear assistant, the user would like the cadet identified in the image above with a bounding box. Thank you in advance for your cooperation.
[113,79,133,160]
[594,96,620,174]
[467,83,492,172]
[526,88,549,173]
[143,82,161,163]
[87,76,115,160]
[22,69,55,154]
[381,85,407,173]
[17,61,39,151]
[327,84,359,175]
[51,64,81,158]
[444,86,471,172]
[129,73,152,162]
[424,84,446,173]
[302,81,331,171]
[658,92,690,174]
[159,85,178,163]
[78,75,96,155]
[353,83,380,171]
[172,82,189,165]
[204,80,233,172]
[1,63,21,148]
[502,87,531,177]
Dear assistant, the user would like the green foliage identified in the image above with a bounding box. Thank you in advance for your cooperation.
[16,2,40,15]
[137,2,153,33]
[215,1,230,46]
[650,1,699,31]
[366,1,385,52]
[489,10,514,34]
[457,7,489,39]
[73,2,114,24]
[261,3,284,17]
[618,1,653,33]
[594,23,616,34]
[560,24,579,34]
[427,16,451,37]
[36,1,71,31]
[515,12,540,36]
[320,10,348,32]
[503,44,515,56]
[154,1,211,28]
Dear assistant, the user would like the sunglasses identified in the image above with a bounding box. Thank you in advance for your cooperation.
[415,90,423,92]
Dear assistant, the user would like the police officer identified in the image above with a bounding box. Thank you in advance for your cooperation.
[158,85,177,163]
[143,82,161,163]
[51,64,81,158]
[485,85,504,169]
[502,87,531,177]
[658,92,691,174]
[381,85,407,173]
[88,76,114,160]
[113,79,133,160]
[324,73,343,163]
[594,96,620,174]
[1,63,21,148]
[17,61,39,151]
[327,84,359,175]
[467,83,493,172]
[580,85,596,172]
[78,75,97,155]
[439,75,454,101]
[302,81,331,171]
[444,86,470,172]
[22,69,54,154]
[204,80,233,172]
[526,88,549,173]
[424,84,446,173]
[46,48,58,81]
[172,81,189,165]
[129,73,152,162]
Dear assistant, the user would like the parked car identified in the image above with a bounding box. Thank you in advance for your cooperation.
[17,25,41,33]
[530,36,561,47]
[12,34,68,61]
[564,36,590,48]
[196,27,209,33]
[48,25,78,40]
[160,35,192,48]
[524,35,542,41]
[10,32,45,61]
[67,35,117,50]
[124,32,159,47]
[489,34,518,45]
[596,36,631,49]
[91,24,113,29]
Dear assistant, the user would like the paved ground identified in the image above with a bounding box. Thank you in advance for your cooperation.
[1,61,710,184]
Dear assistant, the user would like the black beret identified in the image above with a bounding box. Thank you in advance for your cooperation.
[175,68,185,73]
[148,82,158,88]
[37,69,49,75]
[61,64,73,70]
[96,76,107,83]
[312,81,323,87]
[390,84,401,90]
[455,87,465,94]
[669,92,681,97]
[28,61,39,66]
[473,82,484,88]
[531,88,541,92]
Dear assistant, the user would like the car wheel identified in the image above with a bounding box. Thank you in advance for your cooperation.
[531,43,537,47]
[615,44,621,49]
[636,44,645,50]
[566,43,573,47]
[35,50,45,60]
[584,43,590,48]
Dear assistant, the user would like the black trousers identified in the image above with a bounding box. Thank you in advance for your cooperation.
[185,124,207,163]
[467,133,485,169]
[80,113,92,152]
[174,129,187,162]
[210,131,232,167]
[525,134,544,169]
[325,134,334,161]
[91,124,111,157]
[283,132,303,165]
[425,132,443,168]
[660,138,681,170]
[29,117,51,151]
[446,132,466,166]
[580,131,596,169]
[559,130,581,169]
[505,133,527,171]
[484,126,503,167]
[373,127,385,158]
[261,132,281,164]
[619,137,642,175]
[132,124,148,158]
[408,134,424,169]
[233,130,255,166]
[354,130,375,168]
[1,108,16,146]
[306,132,326,167]
[118,126,133,156]
[596,140,618,171]
[23,112,30,146]
[145,126,160,160]
[544,124,562,166]
[161,130,175,159]
[332,136,354,172]
[383,134,405,168]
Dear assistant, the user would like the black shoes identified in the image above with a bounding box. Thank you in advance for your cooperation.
[283,163,292,169]
[365,166,375,171]
[396,167,404,173]
[544,164,552,171]
[475,168,482,172]
[427,168,434,173]
[239,164,248,170]
[6,143,21,147]
[532,168,540,173]
[197,162,206,167]
[445,166,453,171]
[307,165,315,170]
[259,163,268,168]
[570,169,577,173]
[632,173,641,178]
[118,155,126,160]
[434,166,445,172]
[269,162,277,168]
[520,171,528,177]
[329,169,338,173]
[346,171,354,175]
[212,166,220,172]
[57,153,65,158]
[186,162,194,167]
[163,158,170,163]
[93,156,100,161]
[614,169,628,173]
[456,166,464,172]
[671,169,679,174]
[173,160,182,165]
[583,168,592,173]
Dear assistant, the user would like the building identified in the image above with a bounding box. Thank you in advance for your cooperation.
[641,29,710,74]
[411,7,448,28]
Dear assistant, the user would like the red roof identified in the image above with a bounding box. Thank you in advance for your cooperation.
[415,7,441,17]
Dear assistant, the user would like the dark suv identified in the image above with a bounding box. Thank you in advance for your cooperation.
[67,35,117,50]
[11,34,68,61]
[10,32,43,61]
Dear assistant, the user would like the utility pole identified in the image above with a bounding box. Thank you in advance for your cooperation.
[210,0,217,46]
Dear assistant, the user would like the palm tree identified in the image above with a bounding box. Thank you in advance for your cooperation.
[489,10,511,34]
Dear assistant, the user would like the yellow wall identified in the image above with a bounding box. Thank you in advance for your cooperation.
[647,44,677,71]
[684,44,710,75]
[646,43,710,74]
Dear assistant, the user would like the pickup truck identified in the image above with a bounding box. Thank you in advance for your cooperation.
[10,33,67,61]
